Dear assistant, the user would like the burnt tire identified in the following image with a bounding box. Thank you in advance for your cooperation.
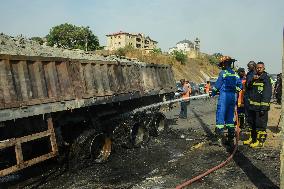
[68,129,97,168]
[131,123,150,147]
[149,113,167,137]
[89,133,112,164]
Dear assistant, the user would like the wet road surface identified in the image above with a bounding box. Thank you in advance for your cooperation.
[2,98,280,189]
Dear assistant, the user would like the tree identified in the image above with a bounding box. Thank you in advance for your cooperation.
[172,50,187,64]
[212,53,223,59]
[208,53,223,65]
[152,48,162,54]
[46,23,100,51]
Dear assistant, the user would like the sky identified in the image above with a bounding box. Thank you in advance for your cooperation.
[0,0,283,73]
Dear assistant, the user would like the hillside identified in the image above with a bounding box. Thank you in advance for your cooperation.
[96,48,220,83]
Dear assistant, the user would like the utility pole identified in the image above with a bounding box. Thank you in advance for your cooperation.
[281,26,284,189]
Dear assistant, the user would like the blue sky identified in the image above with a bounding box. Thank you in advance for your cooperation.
[0,0,283,73]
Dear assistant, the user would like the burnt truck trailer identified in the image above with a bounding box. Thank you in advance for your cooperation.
[0,54,175,176]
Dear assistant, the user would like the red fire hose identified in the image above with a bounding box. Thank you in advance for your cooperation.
[175,109,240,189]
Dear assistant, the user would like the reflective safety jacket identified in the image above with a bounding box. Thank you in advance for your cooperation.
[247,72,272,111]
[212,68,242,95]
[237,77,246,107]
[205,83,210,94]
[181,83,190,101]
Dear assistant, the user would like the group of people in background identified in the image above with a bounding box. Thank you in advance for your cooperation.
[178,56,281,149]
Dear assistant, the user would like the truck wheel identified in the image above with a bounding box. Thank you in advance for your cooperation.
[89,133,112,163]
[131,123,150,147]
[68,129,97,168]
[149,113,167,137]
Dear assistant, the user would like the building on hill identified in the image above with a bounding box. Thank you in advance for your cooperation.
[105,31,158,52]
[169,37,200,58]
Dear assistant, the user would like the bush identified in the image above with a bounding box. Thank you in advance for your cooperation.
[172,50,187,64]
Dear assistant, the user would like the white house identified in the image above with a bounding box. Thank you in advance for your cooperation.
[169,38,200,54]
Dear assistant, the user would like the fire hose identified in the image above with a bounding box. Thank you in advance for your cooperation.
[131,94,241,188]
[175,106,240,189]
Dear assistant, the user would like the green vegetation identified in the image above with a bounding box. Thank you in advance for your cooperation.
[207,53,223,65]
[46,23,100,51]
[152,48,162,54]
[172,50,188,64]
[114,45,135,57]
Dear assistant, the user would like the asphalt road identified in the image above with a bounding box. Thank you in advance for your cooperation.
[3,97,281,189]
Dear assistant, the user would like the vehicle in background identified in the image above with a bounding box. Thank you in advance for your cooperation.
[199,83,206,94]
[209,79,217,96]
[189,81,199,96]
[175,82,183,98]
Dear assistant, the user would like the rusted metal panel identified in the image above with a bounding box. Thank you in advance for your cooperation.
[0,54,176,120]
[128,64,140,92]
[43,61,61,99]
[121,65,131,92]
[93,63,104,96]
[55,61,74,100]
[107,64,118,94]
[2,59,18,108]
[0,116,58,177]
[112,64,124,94]
[81,63,95,98]
[67,61,85,99]
[101,63,112,95]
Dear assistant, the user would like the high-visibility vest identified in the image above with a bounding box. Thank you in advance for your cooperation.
[237,79,246,107]
[205,83,210,93]
[182,83,190,101]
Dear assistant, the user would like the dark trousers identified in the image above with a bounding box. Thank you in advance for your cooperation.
[247,110,268,131]
[244,95,249,121]
[180,101,188,118]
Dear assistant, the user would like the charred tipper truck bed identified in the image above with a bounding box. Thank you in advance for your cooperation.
[0,54,175,176]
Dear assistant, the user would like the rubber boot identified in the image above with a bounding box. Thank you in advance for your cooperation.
[227,128,235,147]
[211,128,224,147]
[243,129,256,145]
[239,115,245,129]
[250,130,266,148]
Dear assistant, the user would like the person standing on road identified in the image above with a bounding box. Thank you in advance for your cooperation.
[274,73,282,104]
[211,56,242,147]
[237,68,246,128]
[244,61,256,125]
[205,81,210,94]
[179,79,191,119]
[243,62,272,148]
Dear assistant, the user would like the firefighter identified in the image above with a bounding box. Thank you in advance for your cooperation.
[274,73,282,104]
[237,68,246,128]
[243,62,272,148]
[211,56,242,147]
[244,61,256,125]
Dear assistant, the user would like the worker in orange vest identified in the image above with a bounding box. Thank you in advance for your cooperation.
[179,79,191,119]
[204,81,210,94]
[236,68,246,128]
